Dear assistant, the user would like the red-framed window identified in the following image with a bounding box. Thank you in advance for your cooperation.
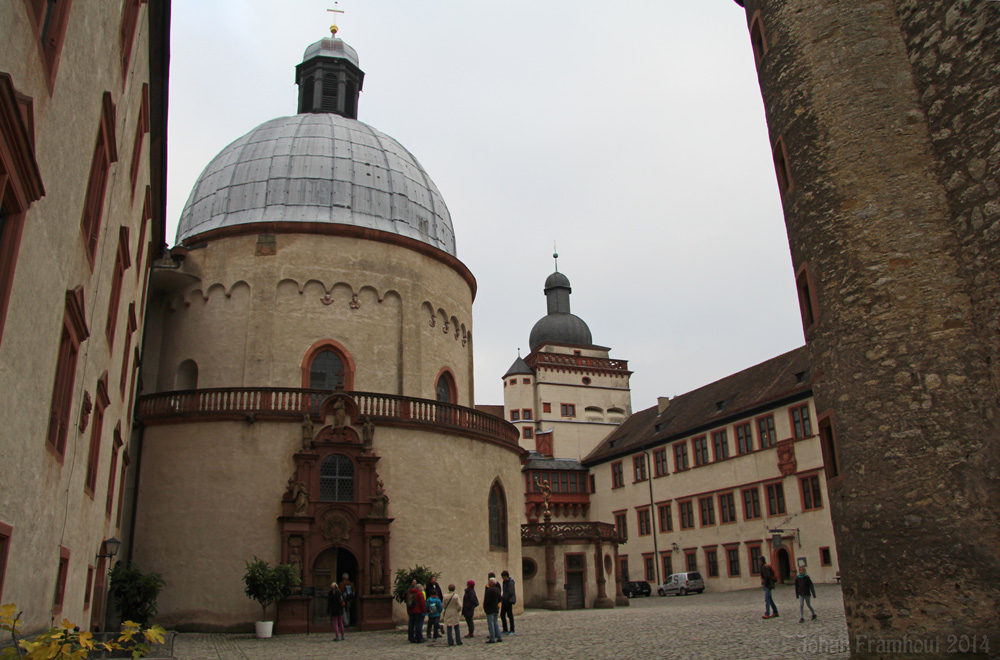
[115,450,130,528]
[643,554,655,581]
[542,402,551,413]
[657,502,672,533]
[135,187,150,280]
[711,429,729,461]
[795,261,819,336]
[818,411,841,482]
[611,461,624,489]
[523,427,533,439]
[105,424,123,516]
[119,304,136,395]
[800,474,824,511]
[692,435,709,466]
[560,403,576,417]
[678,500,695,530]
[735,422,753,455]
[614,511,627,542]
[52,546,71,615]
[820,547,832,566]
[748,10,769,65]
[128,83,149,194]
[660,553,673,580]
[633,454,647,482]
[698,496,715,527]
[24,0,75,88]
[0,74,45,348]
[522,408,533,419]
[652,447,668,477]
[106,227,131,345]
[488,480,507,550]
[81,93,118,267]
[790,403,812,439]
[510,409,520,421]
[757,414,776,449]
[83,565,94,610]
[0,522,11,600]
[704,548,719,578]
[636,507,651,536]
[84,373,110,497]
[674,442,689,471]
[725,545,741,577]
[47,287,89,458]
[742,487,762,520]
[765,482,786,516]
[301,339,355,390]
[521,378,529,384]
[748,545,764,576]
[435,370,457,404]
[119,0,143,79]
[685,551,698,573]
[719,492,737,524]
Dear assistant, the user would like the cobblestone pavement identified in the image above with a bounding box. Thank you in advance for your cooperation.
[173,584,849,660]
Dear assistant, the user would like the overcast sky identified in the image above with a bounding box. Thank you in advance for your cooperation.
[166,0,805,412]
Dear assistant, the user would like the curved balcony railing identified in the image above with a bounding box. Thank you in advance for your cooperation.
[136,388,520,445]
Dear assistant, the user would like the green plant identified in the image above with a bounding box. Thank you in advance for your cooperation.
[0,603,165,660]
[242,557,301,622]
[392,565,440,605]
[109,563,165,627]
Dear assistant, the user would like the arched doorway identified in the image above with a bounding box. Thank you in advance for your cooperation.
[312,547,359,629]
[776,548,791,584]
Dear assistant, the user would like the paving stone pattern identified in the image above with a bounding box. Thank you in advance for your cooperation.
[173,584,848,660]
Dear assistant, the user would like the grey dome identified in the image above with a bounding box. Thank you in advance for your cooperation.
[302,36,359,67]
[529,313,593,351]
[544,271,571,290]
[176,113,456,255]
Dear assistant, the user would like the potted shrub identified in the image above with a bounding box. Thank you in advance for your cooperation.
[242,557,300,638]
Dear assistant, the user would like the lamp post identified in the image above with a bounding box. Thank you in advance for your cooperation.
[95,537,121,631]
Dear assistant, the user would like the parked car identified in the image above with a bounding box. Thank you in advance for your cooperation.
[623,580,652,597]
[657,572,705,596]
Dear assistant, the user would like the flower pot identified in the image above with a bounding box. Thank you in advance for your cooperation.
[255,621,274,639]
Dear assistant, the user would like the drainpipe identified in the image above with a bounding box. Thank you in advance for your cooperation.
[643,448,660,587]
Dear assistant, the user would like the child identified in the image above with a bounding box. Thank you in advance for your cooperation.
[795,565,817,623]
[425,590,443,640]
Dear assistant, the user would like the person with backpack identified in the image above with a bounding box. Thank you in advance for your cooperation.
[500,570,516,635]
[426,576,444,639]
[760,557,779,619]
[795,565,817,622]
[441,583,463,646]
[462,580,479,638]
[425,589,443,640]
[339,573,355,627]
[406,580,427,643]
[327,582,346,642]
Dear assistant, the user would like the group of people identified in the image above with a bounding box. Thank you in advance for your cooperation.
[759,560,818,623]
[406,570,517,645]
[326,573,356,642]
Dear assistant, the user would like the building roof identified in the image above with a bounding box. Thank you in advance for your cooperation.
[582,346,811,465]
[528,269,593,351]
[302,36,360,67]
[475,404,505,419]
[503,356,533,378]
[522,454,587,471]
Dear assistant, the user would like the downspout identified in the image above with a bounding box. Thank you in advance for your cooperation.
[643,447,660,587]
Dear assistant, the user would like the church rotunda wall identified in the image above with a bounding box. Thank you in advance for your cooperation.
[152,232,474,403]
[131,418,523,629]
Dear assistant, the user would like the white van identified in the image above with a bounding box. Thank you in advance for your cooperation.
[656,572,705,596]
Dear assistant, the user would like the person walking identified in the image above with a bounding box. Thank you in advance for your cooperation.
[760,557,779,619]
[462,580,479,638]
[795,565,817,622]
[327,583,345,642]
[500,570,516,635]
[406,580,427,643]
[483,577,503,644]
[441,583,463,646]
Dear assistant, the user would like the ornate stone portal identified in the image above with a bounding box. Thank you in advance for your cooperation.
[276,394,395,632]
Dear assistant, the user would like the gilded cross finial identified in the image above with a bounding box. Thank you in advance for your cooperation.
[327,2,345,36]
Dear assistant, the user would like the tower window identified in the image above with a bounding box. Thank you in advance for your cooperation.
[310,350,345,390]
[749,11,769,65]
[488,481,507,549]
[772,136,794,198]
[436,371,456,403]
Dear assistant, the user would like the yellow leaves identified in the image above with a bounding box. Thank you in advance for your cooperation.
[143,625,166,645]
[0,605,163,659]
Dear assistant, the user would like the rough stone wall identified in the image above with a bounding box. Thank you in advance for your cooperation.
[741,0,999,652]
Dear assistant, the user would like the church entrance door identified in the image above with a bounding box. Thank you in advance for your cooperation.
[311,547,359,628]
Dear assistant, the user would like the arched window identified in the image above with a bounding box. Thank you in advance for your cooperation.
[320,454,354,502]
[310,350,345,390]
[488,481,507,549]
[436,371,455,403]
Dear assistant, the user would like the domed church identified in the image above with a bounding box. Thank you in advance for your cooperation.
[131,29,524,632]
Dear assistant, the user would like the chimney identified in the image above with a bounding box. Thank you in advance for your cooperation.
[657,396,670,413]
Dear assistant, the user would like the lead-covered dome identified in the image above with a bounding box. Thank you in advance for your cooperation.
[176,114,456,255]
[528,268,593,351]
